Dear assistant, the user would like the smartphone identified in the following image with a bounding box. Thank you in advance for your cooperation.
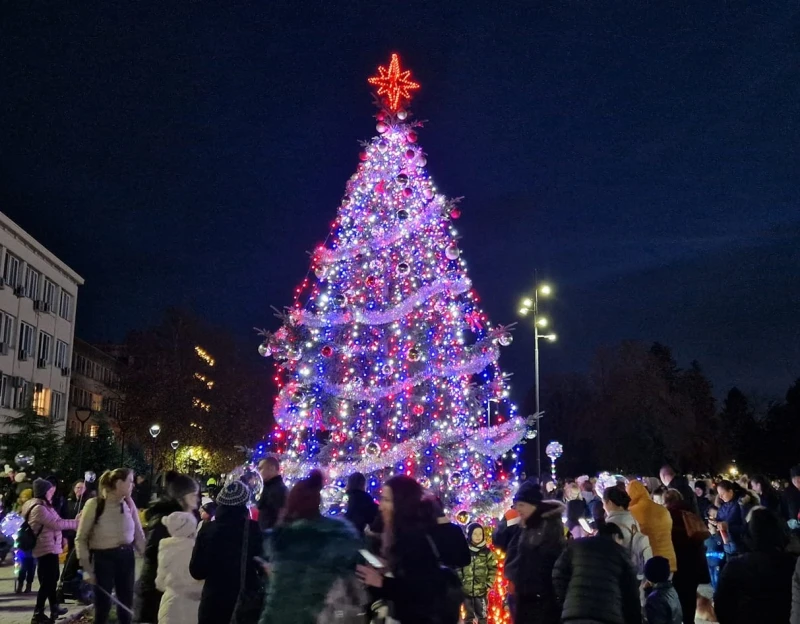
[359,549,384,568]
[578,518,593,534]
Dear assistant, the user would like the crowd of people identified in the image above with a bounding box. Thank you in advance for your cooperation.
[5,460,800,623]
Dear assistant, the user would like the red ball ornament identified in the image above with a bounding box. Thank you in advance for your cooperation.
[406,131,418,143]
[405,149,416,160]
[449,208,461,219]
[366,275,377,286]
[403,187,413,197]
[412,404,424,416]
[376,111,386,121]
[321,345,334,358]
[359,151,369,162]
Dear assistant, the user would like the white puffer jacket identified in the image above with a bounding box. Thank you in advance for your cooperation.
[155,536,203,624]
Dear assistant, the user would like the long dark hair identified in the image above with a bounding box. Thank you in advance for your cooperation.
[381,475,432,562]
[281,470,323,524]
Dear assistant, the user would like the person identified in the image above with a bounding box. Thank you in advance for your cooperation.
[694,480,712,521]
[59,480,90,600]
[603,485,652,579]
[503,481,565,624]
[659,466,700,517]
[458,523,497,624]
[715,508,796,623]
[784,466,800,530]
[135,472,200,623]
[155,512,203,624]
[579,480,604,522]
[627,480,676,573]
[133,475,152,510]
[356,475,449,624]
[424,496,470,569]
[563,484,590,540]
[344,471,378,535]
[260,470,363,623]
[197,501,216,532]
[662,489,709,624]
[643,556,682,624]
[256,457,287,532]
[21,478,80,623]
[553,522,642,624]
[750,475,780,514]
[190,480,264,624]
[715,480,747,553]
[76,468,146,624]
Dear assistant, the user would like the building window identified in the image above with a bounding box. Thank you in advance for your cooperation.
[91,392,103,412]
[18,322,34,360]
[42,279,56,311]
[37,331,52,366]
[0,375,10,408]
[33,386,51,416]
[14,379,30,409]
[55,340,69,370]
[89,424,99,438]
[1,311,15,350]
[59,290,72,321]
[74,354,90,376]
[24,266,40,300]
[50,391,64,422]
[3,254,20,287]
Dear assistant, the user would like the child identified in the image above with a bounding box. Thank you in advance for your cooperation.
[155,512,203,624]
[197,502,216,532]
[644,556,682,624]
[458,522,498,624]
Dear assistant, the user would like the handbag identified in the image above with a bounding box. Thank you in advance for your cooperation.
[426,536,464,624]
[682,510,711,542]
[230,515,265,624]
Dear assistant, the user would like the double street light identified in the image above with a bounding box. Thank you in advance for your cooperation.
[149,424,161,488]
[519,276,558,480]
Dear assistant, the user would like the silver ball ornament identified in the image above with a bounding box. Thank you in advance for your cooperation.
[445,245,460,260]
[14,451,34,470]
[258,342,272,357]
[498,333,513,347]
[449,472,464,487]
[396,262,410,276]
[396,110,408,121]
[364,442,381,458]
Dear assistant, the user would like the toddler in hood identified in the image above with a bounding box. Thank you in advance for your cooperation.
[155,512,203,624]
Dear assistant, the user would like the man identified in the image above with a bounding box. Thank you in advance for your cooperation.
[553,522,643,624]
[133,474,151,509]
[343,472,378,535]
[257,456,287,531]
[782,465,800,529]
[659,465,700,517]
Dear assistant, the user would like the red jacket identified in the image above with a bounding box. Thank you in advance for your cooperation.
[21,498,78,558]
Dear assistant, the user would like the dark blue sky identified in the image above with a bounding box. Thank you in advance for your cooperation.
[2,1,799,400]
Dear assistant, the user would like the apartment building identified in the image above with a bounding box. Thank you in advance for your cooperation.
[68,338,125,437]
[0,212,84,435]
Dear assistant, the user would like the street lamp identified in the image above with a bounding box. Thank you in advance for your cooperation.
[518,274,557,480]
[75,406,92,481]
[170,440,179,470]
[149,424,161,489]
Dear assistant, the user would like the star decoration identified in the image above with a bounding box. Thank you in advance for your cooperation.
[368,53,420,112]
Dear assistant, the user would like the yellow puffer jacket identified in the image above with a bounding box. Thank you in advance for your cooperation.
[626,480,677,571]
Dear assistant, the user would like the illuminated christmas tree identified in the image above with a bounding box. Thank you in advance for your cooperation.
[259,54,526,519]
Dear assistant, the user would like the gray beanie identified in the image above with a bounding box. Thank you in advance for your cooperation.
[216,481,250,507]
[33,478,52,500]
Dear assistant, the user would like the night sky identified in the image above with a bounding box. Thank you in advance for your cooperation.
[2,2,799,401]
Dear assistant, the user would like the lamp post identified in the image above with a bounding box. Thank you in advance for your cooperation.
[75,407,92,481]
[149,424,161,488]
[519,274,557,480]
[170,440,179,470]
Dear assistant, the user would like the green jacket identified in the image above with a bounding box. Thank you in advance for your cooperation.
[259,516,361,624]
[458,544,498,597]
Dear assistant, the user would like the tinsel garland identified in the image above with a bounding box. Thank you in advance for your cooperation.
[295,276,472,327]
[282,416,526,479]
[315,194,446,264]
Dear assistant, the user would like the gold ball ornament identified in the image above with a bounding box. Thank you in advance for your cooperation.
[364,442,381,458]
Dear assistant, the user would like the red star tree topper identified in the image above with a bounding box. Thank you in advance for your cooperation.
[368,53,420,112]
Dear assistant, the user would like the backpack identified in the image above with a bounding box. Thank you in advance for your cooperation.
[17,504,44,552]
[426,535,464,624]
[626,523,652,576]
[316,575,368,624]
[93,498,107,528]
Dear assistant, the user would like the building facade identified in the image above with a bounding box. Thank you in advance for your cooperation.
[0,212,84,435]
[68,339,125,437]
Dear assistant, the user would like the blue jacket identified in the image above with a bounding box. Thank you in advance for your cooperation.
[645,582,682,624]
[717,498,746,548]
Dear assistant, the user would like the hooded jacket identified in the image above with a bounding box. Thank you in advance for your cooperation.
[260,516,361,624]
[605,509,653,577]
[156,532,203,624]
[458,523,498,598]
[20,498,78,558]
[627,481,677,572]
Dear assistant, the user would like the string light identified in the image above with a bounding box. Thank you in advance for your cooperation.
[367,53,420,112]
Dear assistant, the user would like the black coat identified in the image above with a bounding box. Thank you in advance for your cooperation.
[190,505,264,624]
[553,536,642,624]
[715,550,797,624]
[257,475,287,532]
[644,583,682,624]
[134,498,183,623]
[344,489,378,535]
[783,485,800,523]
[505,501,566,624]
[429,520,470,569]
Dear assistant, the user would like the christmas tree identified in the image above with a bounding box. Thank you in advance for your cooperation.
[259,54,526,519]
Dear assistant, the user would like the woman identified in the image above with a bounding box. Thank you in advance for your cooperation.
[603,485,652,579]
[260,470,362,623]
[135,472,199,623]
[715,480,747,554]
[694,480,712,521]
[715,508,796,623]
[662,489,710,624]
[76,469,146,624]
[503,481,565,624]
[750,475,780,514]
[21,478,80,623]
[627,480,677,573]
[190,480,264,624]
[356,475,448,624]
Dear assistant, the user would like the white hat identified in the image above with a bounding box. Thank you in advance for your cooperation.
[163,511,198,539]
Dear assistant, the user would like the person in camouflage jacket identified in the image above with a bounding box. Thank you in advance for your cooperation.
[458,523,498,624]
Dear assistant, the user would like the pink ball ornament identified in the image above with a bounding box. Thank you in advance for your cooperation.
[376,122,389,133]
[423,188,434,199]
[449,208,462,219]
[405,149,416,160]
[416,156,427,167]
[445,244,460,260]
[406,131,418,143]
[359,151,368,162]
[402,187,413,198]
[412,404,424,416]
[376,111,386,121]
[396,110,408,121]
